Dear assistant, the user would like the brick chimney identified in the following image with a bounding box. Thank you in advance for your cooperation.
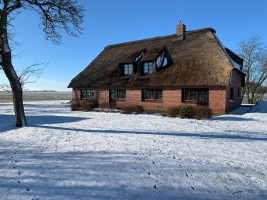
[176,21,186,37]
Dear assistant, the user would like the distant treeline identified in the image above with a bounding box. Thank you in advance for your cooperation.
[0,91,72,102]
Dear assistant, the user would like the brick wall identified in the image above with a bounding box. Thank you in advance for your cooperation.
[119,88,229,114]
[72,89,81,104]
[72,85,242,114]
[96,90,109,108]
[209,87,227,114]
[225,70,243,112]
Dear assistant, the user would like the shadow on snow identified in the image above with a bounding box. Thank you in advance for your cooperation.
[0,114,89,133]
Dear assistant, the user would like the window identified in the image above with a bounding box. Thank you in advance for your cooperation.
[117,89,126,99]
[156,49,168,69]
[123,64,133,76]
[81,89,94,100]
[143,62,153,74]
[142,89,162,101]
[110,89,126,100]
[182,88,209,106]
[230,88,234,101]
[134,50,146,62]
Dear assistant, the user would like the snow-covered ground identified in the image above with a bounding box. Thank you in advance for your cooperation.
[0,101,267,200]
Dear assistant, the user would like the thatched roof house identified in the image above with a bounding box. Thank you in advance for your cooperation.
[68,23,245,114]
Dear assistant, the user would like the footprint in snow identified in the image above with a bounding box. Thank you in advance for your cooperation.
[185,171,189,177]
[26,187,30,192]
[191,186,195,190]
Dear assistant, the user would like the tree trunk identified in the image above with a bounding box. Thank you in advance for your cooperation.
[1,29,27,126]
[1,52,27,127]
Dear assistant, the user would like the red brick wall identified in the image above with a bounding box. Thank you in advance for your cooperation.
[72,88,109,107]
[72,89,81,104]
[116,88,229,114]
[97,90,109,108]
[209,87,227,114]
[226,70,243,112]
[72,84,242,114]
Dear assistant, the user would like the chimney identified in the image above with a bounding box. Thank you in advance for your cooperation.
[176,21,186,37]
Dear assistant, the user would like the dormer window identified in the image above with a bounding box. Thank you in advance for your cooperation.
[156,49,169,70]
[123,64,133,76]
[134,50,146,63]
[143,62,153,74]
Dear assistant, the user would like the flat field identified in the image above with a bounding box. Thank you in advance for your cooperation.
[0,91,71,102]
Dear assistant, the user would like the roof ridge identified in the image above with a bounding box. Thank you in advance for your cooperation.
[105,27,215,49]
[105,34,176,49]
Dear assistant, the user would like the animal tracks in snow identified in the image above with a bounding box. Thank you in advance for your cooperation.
[9,151,32,193]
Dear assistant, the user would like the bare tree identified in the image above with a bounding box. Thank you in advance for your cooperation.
[19,63,46,90]
[237,35,267,104]
[0,63,46,91]
[0,0,84,127]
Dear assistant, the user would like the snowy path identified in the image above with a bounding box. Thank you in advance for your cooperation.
[0,101,267,200]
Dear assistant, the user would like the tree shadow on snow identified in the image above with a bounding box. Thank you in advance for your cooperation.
[249,101,267,113]
[0,114,89,133]
[32,125,267,142]
[210,116,255,121]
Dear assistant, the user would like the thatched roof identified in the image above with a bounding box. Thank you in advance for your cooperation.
[68,27,244,89]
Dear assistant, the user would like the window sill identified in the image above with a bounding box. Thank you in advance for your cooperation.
[142,99,163,103]
[81,98,95,100]
[116,99,126,101]
[182,100,198,104]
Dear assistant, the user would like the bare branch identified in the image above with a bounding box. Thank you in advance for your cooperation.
[0,62,47,91]
[18,62,47,87]
[23,0,85,44]
[237,34,267,103]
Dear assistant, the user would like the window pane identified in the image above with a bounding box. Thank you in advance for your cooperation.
[230,88,234,100]
[182,88,208,105]
[117,89,126,99]
[124,64,132,75]
[143,62,153,74]
[142,89,162,101]
[81,89,94,100]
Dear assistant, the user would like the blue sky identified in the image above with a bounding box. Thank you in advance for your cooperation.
[1,0,267,91]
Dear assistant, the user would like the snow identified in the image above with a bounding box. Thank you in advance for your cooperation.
[0,101,267,200]
[228,55,241,70]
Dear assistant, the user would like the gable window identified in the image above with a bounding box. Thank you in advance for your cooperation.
[143,62,153,74]
[134,50,146,62]
[182,88,209,106]
[81,89,94,100]
[142,89,162,101]
[156,49,169,69]
[123,64,133,76]
[230,88,234,101]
